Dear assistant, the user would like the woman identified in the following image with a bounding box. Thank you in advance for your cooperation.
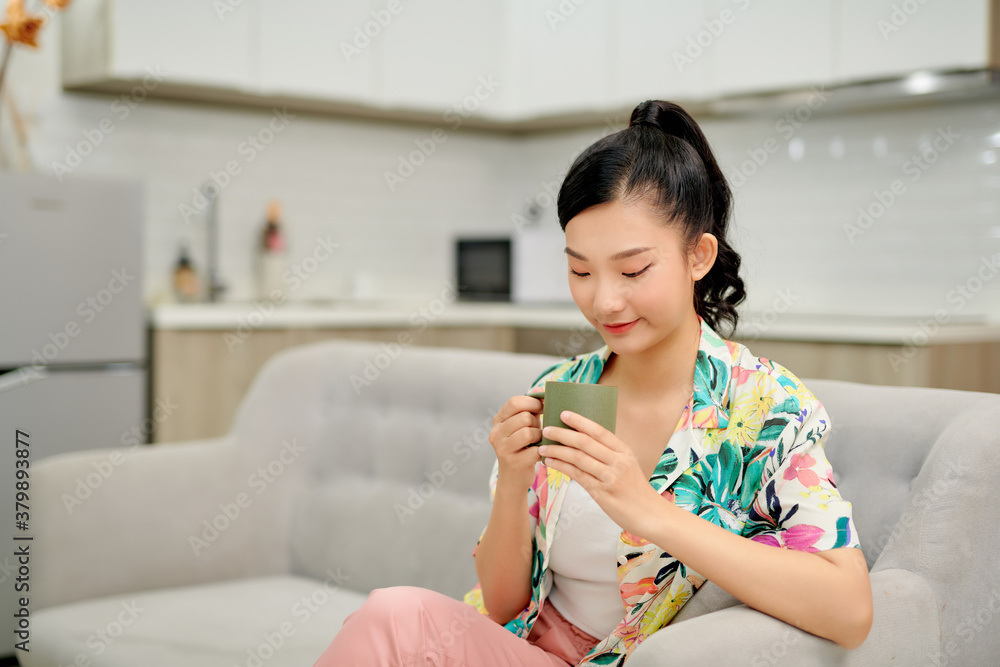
[314,99,873,666]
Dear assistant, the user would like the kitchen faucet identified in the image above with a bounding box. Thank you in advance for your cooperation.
[201,181,227,303]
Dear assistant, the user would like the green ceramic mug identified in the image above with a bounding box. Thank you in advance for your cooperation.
[527,381,618,446]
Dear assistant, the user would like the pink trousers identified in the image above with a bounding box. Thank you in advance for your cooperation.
[312,586,600,666]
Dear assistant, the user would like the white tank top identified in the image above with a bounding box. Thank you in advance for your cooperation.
[547,479,626,639]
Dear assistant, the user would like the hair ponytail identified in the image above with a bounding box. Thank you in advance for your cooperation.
[557,99,746,337]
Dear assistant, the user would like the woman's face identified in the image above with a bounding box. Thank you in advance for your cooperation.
[563,198,716,356]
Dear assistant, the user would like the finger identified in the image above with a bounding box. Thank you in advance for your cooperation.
[558,410,624,453]
[505,395,544,421]
[516,394,544,412]
[512,425,543,451]
[539,442,608,481]
[542,423,616,467]
[493,407,538,444]
[543,454,599,489]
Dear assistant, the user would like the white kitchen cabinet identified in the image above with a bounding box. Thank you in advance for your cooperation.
[836,0,996,84]
[710,0,836,97]
[378,0,509,118]
[610,1,716,110]
[509,0,612,120]
[257,1,376,104]
[60,0,1000,128]
[62,0,256,91]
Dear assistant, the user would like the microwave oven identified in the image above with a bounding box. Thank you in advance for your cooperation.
[454,238,511,301]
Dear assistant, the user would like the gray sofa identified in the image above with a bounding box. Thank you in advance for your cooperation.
[21,338,1000,665]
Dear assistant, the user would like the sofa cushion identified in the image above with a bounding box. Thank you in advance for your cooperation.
[289,475,492,601]
[19,575,363,667]
[804,379,987,568]
[230,339,558,497]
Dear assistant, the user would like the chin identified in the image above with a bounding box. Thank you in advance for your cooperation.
[601,333,651,356]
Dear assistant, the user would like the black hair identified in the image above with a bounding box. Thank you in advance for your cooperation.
[556,99,746,338]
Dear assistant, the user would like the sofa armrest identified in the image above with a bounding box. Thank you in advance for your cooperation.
[872,397,1000,661]
[31,437,272,611]
[626,568,938,666]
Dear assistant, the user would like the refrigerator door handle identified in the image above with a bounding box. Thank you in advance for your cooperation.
[0,366,48,394]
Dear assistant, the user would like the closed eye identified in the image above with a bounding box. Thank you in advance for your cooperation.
[623,264,652,278]
[569,269,590,277]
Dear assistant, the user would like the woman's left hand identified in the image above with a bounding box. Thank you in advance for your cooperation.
[539,410,666,538]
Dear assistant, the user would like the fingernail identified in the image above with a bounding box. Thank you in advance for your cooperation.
[538,445,548,454]
[542,426,551,437]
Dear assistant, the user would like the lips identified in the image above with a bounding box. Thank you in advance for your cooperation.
[602,319,639,334]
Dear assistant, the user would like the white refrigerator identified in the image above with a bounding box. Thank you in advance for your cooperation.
[0,172,147,657]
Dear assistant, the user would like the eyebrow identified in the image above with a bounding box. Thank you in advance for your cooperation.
[563,246,653,262]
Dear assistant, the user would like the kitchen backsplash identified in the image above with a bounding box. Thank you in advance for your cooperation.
[7,28,999,321]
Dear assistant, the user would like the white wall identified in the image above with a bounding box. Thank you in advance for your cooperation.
[3,18,999,322]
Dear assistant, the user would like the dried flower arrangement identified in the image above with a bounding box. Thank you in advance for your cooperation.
[0,0,73,169]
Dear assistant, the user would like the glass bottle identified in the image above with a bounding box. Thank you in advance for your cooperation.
[173,241,200,303]
[256,199,287,301]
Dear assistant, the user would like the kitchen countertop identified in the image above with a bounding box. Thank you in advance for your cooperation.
[148,301,1000,345]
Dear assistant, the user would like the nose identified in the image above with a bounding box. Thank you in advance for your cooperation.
[592,276,628,320]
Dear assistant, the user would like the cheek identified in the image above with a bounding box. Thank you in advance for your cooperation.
[568,278,591,310]
[635,274,687,313]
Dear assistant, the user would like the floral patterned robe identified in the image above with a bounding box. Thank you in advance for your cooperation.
[463,315,861,666]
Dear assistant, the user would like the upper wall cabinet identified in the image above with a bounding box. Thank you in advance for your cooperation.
[377,0,509,119]
[257,1,375,104]
[60,0,1000,128]
[507,0,612,120]
[62,0,256,92]
[710,1,836,97]
[610,1,715,110]
[836,0,997,83]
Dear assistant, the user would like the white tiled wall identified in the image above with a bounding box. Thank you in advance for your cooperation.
[3,22,999,321]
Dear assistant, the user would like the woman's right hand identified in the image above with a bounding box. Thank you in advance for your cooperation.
[489,395,544,493]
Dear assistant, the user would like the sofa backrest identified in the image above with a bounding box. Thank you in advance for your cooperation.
[229,338,560,599]
[803,378,997,568]
[228,338,999,603]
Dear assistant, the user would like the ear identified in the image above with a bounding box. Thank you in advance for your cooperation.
[690,232,718,281]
